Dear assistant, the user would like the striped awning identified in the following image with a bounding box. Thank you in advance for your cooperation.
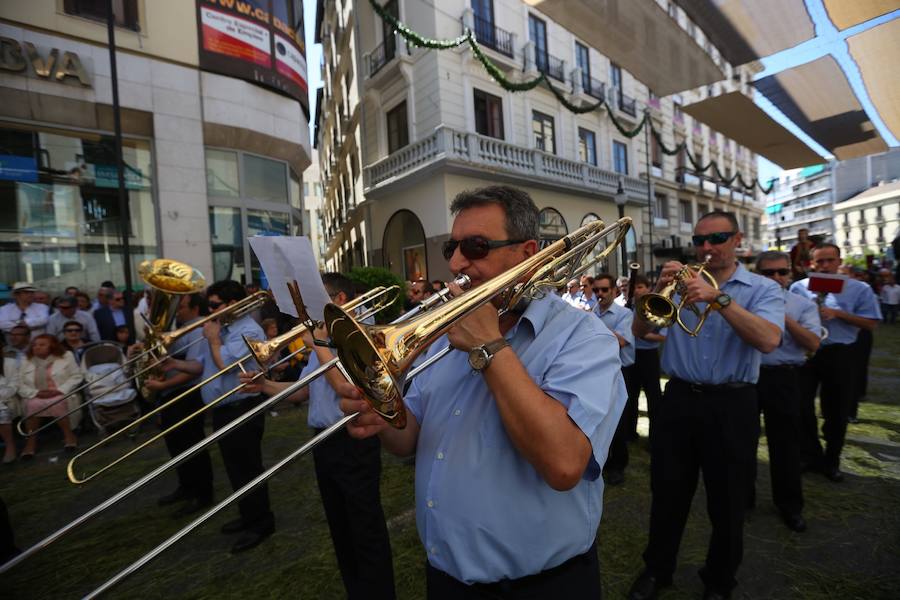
[522,0,723,95]
[673,0,815,66]
[847,18,900,141]
[753,55,889,160]
[681,91,824,168]
[822,0,899,30]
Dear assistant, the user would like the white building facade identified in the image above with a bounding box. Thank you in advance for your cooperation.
[833,181,900,259]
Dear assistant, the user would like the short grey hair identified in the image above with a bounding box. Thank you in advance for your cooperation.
[756,250,790,269]
[698,210,740,232]
[449,186,540,241]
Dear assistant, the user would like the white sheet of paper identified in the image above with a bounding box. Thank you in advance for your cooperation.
[249,235,330,321]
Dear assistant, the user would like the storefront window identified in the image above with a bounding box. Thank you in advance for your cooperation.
[209,206,243,283]
[243,154,287,203]
[206,149,240,197]
[0,122,156,291]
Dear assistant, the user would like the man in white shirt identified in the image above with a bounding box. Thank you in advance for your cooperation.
[880,274,899,324]
[0,283,49,338]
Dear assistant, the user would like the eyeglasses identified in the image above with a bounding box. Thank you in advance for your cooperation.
[759,268,791,277]
[593,286,610,293]
[112,296,124,302]
[442,236,526,261]
[64,328,83,333]
[208,300,224,310]
[692,231,737,246]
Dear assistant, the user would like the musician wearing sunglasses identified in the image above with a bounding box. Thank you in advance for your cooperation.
[592,273,635,486]
[788,244,881,483]
[339,186,625,597]
[749,251,822,534]
[629,211,783,600]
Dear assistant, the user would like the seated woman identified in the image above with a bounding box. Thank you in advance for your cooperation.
[61,321,88,364]
[18,334,83,458]
[1,355,17,464]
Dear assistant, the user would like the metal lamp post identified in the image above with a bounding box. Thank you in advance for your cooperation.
[614,180,628,276]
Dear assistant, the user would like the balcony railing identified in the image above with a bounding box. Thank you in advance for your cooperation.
[617,91,637,116]
[364,125,648,201]
[536,52,566,82]
[472,14,514,57]
[368,37,397,77]
[586,77,606,101]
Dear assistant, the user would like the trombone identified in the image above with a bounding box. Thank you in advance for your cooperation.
[65,285,397,485]
[16,291,270,438]
[79,217,632,596]
[635,254,719,337]
[0,278,460,580]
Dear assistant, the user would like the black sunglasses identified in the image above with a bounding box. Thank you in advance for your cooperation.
[692,231,737,246]
[593,286,611,293]
[64,328,83,333]
[208,300,224,310]
[442,236,526,261]
[760,268,791,277]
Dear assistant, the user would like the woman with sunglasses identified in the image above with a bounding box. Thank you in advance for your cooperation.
[61,321,88,364]
[629,211,784,600]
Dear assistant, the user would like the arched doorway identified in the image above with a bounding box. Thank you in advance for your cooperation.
[539,207,568,248]
[383,209,427,280]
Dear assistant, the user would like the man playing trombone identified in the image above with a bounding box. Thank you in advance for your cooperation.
[340,186,626,597]
[628,211,783,600]
[240,273,396,600]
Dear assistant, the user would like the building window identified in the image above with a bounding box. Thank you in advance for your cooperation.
[0,122,156,290]
[474,89,504,139]
[575,41,590,91]
[698,202,709,216]
[532,111,555,154]
[742,214,750,234]
[578,128,597,166]
[64,0,140,31]
[538,207,568,248]
[206,149,240,197]
[386,101,409,153]
[651,135,662,168]
[610,62,622,91]
[654,193,669,220]
[244,154,288,204]
[528,14,549,73]
[383,209,426,280]
[679,200,692,224]
[381,0,399,61]
[753,217,761,239]
[613,140,628,174]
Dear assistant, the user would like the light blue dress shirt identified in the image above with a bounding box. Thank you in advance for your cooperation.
[634,324,666,350]
[161,317,205,393]
[762,290,821,366]
[595,301,635,367]
[198,314,264,406]
[789,278,881,345]
[403,294,625,584]
[661,263,784,385]
[302,351,344,429]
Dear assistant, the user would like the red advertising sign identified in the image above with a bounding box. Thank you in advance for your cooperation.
[197,0,308,116]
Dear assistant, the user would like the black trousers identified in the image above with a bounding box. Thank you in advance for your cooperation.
[312,427,396,600]
[800,343,854,471]
[211,395,273,531]
[633,348,663,440]
[425,542,601,599]
[850,328,874,418]
[642,379,758,594]
[159,388,213,501]
[750,366,804,516]
[605,366,637,473]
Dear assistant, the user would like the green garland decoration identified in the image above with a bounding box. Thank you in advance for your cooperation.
[368,0,773,194]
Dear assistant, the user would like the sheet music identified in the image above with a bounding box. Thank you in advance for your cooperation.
[248,236,330,320]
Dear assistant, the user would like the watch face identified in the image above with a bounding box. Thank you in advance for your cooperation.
[468,348,490,371]
[716,293,731,306]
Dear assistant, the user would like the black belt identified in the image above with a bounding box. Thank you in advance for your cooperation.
[760,364,801,371]
[670,377,753,394]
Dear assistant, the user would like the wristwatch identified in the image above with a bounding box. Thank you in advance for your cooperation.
[468,338,510,372]
[710,292,732,310]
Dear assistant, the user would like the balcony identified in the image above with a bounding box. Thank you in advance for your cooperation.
[367,37,396,77]
[471,14,514,58]
[536,52,566,82]
[364,125,648,203]
[617,91,637,117]
[585,77,606,102]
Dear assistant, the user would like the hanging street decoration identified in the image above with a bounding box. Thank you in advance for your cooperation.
[368,0,774,194]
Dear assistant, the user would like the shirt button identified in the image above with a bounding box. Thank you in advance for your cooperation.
[430,546,438,555]
[427,500,435,508]
[453,409,461,416]
[436,451,445,460]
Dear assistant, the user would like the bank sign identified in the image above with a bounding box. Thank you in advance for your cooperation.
[197,0,308,116]
[0,37,91,87]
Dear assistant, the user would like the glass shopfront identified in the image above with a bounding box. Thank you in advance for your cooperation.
[0,122,157,292]
[206,148,302,285]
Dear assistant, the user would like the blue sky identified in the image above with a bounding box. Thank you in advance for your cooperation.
[302,0,898,184]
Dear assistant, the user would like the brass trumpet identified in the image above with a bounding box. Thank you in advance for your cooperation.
[635,255,718,337]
